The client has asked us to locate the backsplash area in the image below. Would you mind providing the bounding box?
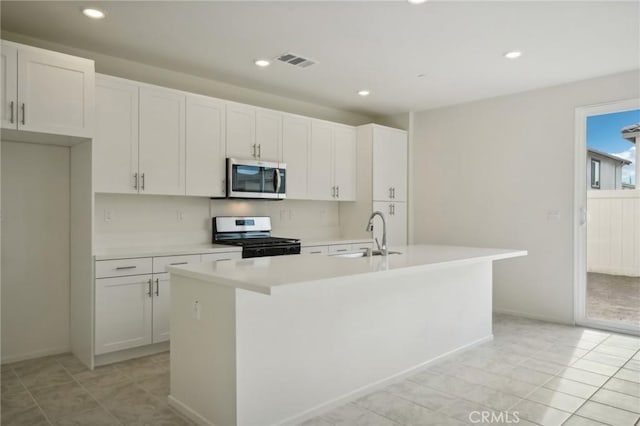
[94,194,341,250]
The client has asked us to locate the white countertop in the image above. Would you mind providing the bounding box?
[94,244,242,260]
[167,244,527,295]
[300,238,373,247]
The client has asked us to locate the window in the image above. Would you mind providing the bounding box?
[591,159,601,189]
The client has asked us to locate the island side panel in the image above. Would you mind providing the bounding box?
[235,261,493,426]
[169,274,237,426]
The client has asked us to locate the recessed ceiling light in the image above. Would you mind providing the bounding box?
[504,51,522,59]
[357,90,371,97]
[82,8,105,19]
[254,59,271,68]
[407,0,428,4]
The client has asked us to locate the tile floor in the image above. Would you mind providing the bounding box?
[1,314,639,426]
[588,272,640,326]
[0,351,191,425]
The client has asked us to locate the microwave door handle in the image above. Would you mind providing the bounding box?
[274,169,282,193]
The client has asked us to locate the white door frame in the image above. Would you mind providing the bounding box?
[574,98,640,336]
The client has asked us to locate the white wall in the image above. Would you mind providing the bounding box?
[94,194,341,250]
[1,31,375,127]
[1,142,70,362]
[411,70,640,324]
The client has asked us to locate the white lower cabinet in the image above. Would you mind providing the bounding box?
[152,273,171,344]
[372,201,407,247]
[95,252,234,356]
[95,274,153,355]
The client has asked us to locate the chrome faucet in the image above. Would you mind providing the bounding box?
[366,211,388,256]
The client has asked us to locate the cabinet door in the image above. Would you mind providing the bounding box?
[226,102,256,159]
[94,75,139,194]
[388,129,408,202]
[255,108,282,161]
[309,120,333,200]
[139,86,186,195]
[372,201,407,247]
[186,94,226,197]
[17,46,94,137]
[372,127,407,202]
[95,275,153,355]
[333,125,357,201]
[1,42,18,129]
[282,114,310,199]
[152,273,171,344]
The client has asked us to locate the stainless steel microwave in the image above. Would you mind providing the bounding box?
[226,158,286,199]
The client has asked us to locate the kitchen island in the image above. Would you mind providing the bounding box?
[167,245,526,426]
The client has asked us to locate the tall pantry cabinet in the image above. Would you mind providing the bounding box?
[340,124,408,247]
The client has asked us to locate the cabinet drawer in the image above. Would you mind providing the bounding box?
[300,246,328,255]
[95,257,153,278]
[153,255,201,273]
[351,242,374,252]
[328,244,352,254]
[201,252,242,263]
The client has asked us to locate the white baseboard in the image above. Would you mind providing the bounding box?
[1,345,71,365]
[168,395,215,426]
[280,334,494,426]
[493,308,574,326]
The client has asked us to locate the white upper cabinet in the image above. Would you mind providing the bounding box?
[139,86,186,195]
[255,108,282,162]
[226,102,256,159]
[308,120,357,201]
[1,42,18,129]
[94,75,139,194]
[309,120,334,200]
[332,125,357,201]
[1,40,94,138]
[282,114,311,199]
[186,94,226,197]
[372,126,407,202]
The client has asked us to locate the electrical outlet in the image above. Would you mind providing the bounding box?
[104,209,113,222]
[193,300,201,320]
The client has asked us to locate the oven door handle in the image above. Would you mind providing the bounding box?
[274,168,282,194]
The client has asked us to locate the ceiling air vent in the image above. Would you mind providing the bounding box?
[277,53,316,68]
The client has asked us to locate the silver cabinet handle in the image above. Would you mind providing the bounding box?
[9,101,14,124]
[252,144,256,157]
[170,262,188,265]
[258,144,262,158]
[331,186,336,198]
[155,278,160,296]
[336,186,340,198]
[216,258,232,262]
[222,179,226,195]
[389,204,393,215]
[310,251,322,254]
[147,278,153,297]
[134,173,138,190]
[393,187,396,199]
[389,187,393,199]
[336,249,348,252]
[21,103,25,125]
[116,265,137,270]
[141,173,145,190]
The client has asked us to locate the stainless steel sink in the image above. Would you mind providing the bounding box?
[332,250,402,258]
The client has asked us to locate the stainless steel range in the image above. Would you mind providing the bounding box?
[212,216,301,258]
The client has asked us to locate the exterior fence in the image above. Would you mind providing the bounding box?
[587,190,640,277]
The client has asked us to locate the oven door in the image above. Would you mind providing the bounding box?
[227,158,286,199]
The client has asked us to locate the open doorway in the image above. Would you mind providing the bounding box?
[575,100,639,335]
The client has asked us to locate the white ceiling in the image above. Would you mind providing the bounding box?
[2,1,638,116]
